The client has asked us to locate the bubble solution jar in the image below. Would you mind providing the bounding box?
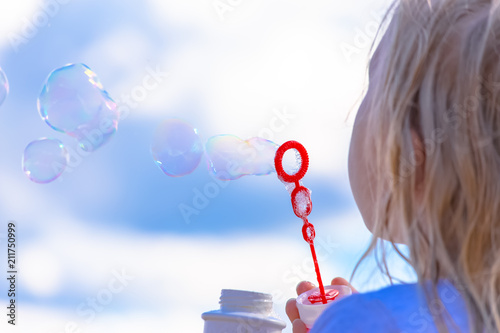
[296,285,352,329]
[202,289,286,333]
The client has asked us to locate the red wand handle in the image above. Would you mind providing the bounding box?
[274,141,327,304]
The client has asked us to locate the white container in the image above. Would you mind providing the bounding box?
[296,285,352,329]
[202,289,287,333]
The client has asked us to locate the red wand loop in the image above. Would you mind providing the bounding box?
[274,141,327,304]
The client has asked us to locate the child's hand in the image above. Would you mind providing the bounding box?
[285,277,357,333]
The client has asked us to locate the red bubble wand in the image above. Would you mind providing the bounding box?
[274,141,327,304]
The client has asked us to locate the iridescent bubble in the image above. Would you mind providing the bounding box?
[22,138,68,184]
[205,135,279,180]
[151,119,204,177]
[0,66,9,107]
[38,63,118,152]
[291,186,312,218]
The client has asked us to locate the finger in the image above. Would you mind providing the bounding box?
[296,281,316,295]
[331,277,358,293]
[292,319,308,333]
[285,298,300,323]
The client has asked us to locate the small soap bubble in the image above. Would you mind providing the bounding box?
[22,138,68,184]
[0,67,9,107]
[151,119,204,177]
[206,135,278,180]
[282,148,301,176]
[292,186,312,218]
[303,223,315,243]
[38,63,118,152]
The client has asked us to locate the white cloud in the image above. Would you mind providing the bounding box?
[96,0,382,179]
[20,246,64,297]
[8,209,411,333]
[0,0,75,52]
[0,1,41,48]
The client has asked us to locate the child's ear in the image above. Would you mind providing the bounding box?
[410,128,425,197]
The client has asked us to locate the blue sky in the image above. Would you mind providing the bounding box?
[0,0,415,332]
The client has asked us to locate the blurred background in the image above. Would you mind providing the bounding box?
[0,0,416,332]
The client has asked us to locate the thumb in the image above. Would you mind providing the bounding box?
[331,277,358,293]
[292,319,308,333]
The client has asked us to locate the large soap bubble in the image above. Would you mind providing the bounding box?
[151,119,204,177]
[38,63,118,152]
[205,135,278,180]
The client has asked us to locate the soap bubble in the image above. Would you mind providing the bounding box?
[22,138,68,184]
[205,135,278,180]
[0,67,9,106]
[38,63,118,152]
[291,186,312,218]
[151,119,204,177]
[282,148,301,176]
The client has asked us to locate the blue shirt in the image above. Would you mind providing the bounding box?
[311,281,469,332]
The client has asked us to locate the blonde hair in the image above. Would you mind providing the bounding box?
[355,0,500,331]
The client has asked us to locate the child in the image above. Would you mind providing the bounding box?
[286,0,500,332]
